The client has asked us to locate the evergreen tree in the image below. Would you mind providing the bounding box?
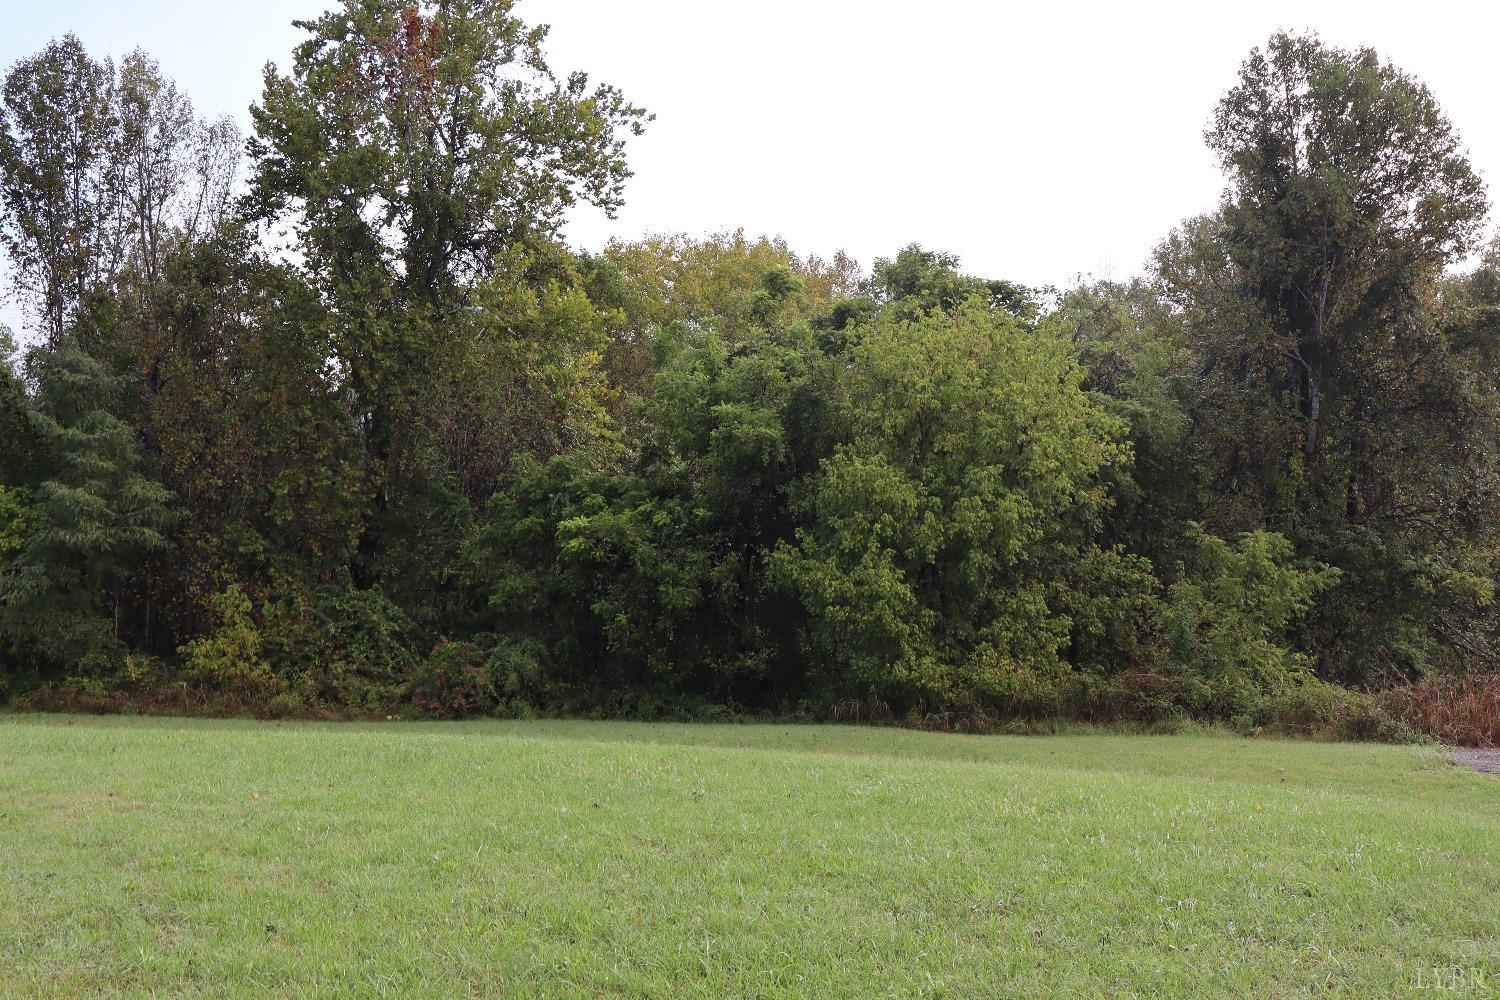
[0,338,172,677]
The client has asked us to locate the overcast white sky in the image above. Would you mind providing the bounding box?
[3,0,1498,338]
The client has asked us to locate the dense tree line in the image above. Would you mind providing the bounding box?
[3,3,1498,733]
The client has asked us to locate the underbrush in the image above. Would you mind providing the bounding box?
[14,663,1497,748]
[16,682,373,722]
[1378,673,1500,747]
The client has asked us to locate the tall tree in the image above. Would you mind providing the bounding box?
[0,36,119,344]
[1203,32,1485,482]
[0,39,241,344]
[250,0,648,306]
[1164,33,1497,680]
[0,338,173,675]
[248,0,649,583]
[114,50,240,290]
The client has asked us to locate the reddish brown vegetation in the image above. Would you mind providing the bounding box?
[1379,673,1500,748]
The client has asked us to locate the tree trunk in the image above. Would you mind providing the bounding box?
[1303,375,1321,460]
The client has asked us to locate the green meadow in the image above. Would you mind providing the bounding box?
[2,715,1496,997]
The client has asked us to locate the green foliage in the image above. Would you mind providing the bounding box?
[0,329,39,474]
[476,319,830,709]
[595,231,857,344]
[1165,528,1341,716]
[1263,678,1410,742]
[245,1,647,595]
[1162,31,1499,683]
[0,38,238,344]
[99,233,367,650]
[407,640,495,720]
[0,339,172,678]
[0,36,118,342]
[772,297,1127,712]
[261,584,419,710]
[0,485,33,560]
[1052,544,1165,680]
[1045,280,1199,564]
[867,245,1039,320]
[249,0,648,304]
[178,585,280,698]
[3,22,1499,727]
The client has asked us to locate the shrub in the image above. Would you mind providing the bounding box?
[1379,673,1500,747]
[120,652,166,692]
[262,585,418,710]
[1165,528,1340,718]
[407,640,494,719]
[1261,679,1410,742]
[178,585,282,700]
[1084,670,1190,723]
[484,636,556,717]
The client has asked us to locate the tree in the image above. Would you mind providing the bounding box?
[1203,31,1485,483]
[0,338,173,676]
[771,296,1129,712]
[594,232,857,342]
[1165,527,1340,716]
[114,50,240,291]
[250,0,649,308]
[0,39,240,344]
[475,318,836,710]
[868,245,1038,320]
[103,233,366,648]
[0,36,119,344]
[1046,279,1200,565]
[0,327,37,475]
[248,0,649,584]
[1162,33,1497,680]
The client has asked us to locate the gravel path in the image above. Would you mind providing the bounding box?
[1455,748,1500,774]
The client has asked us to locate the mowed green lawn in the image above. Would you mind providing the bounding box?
[1,716,1496,997]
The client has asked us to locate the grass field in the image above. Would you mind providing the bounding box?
[1,715,1496,997]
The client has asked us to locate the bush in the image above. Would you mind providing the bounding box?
[1379,673,1500,747]
[484,636,557,717]
[179,585,282,700]
[407,640,494,719]
[1261,679,1410,742]
[1165,528,1340,718]
[262,585,419,710]
[1083,670,1190,723]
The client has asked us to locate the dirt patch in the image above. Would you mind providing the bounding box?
[1455,749,1500,775]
